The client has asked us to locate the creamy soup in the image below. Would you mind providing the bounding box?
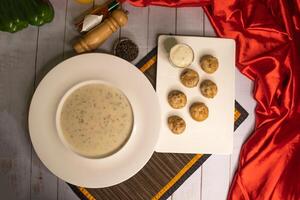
[60,83,133,158]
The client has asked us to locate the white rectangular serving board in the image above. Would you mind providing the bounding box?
[155,35,235,154]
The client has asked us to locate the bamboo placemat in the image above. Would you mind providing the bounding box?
[68,48,249,200]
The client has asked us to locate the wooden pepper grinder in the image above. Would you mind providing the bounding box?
[73,9,128,53]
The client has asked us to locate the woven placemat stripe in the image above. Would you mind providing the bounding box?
[140,55,157,73]
[68,184,89,200]
[159,154,211,200]
[234,101,249,131]
[136,48,157,72]
[152,154,203,200]
[78,187,96,200]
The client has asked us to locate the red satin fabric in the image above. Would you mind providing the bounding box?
[124,0,210,7]
[126,0,300,199]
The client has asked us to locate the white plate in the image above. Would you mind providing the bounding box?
[28,53,161,188]
[155,35,235,154]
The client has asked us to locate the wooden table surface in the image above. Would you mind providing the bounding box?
[0,1,256,199]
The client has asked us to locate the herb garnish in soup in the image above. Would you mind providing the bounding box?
[60,83,133,158]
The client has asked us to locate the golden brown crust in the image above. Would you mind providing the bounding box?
[200,80,218,98]
[200,55,219,74]
[167,90,187,109]
[180,68,199,88]
[167,115,186,134]
[189,102,209,121]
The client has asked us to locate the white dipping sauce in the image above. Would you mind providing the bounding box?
[169,44,194,68]
[60,83,133,158]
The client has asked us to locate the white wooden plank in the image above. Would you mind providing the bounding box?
[176,7,204,36]
[0,26,38,199]
[172,7,204,200]
[31,151,58,200]
[148,6,176,50]
[0,169,17,199]
[31,1,69,199]
[121,3,149,63]
[200,15,231,200]
[172,169,201,200]
[203,15,215,37]
[34,0,68,84]
[0,111,32,200]
[231,69,256,180]
[58,180,79,200]
[201,156,230,200]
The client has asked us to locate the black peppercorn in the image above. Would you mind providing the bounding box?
[113,38,139,62]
